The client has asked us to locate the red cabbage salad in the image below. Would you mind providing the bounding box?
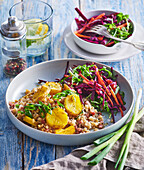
[74,8,133,47]
[39,62,126,123]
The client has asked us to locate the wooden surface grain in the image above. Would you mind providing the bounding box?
[0,0,144,169]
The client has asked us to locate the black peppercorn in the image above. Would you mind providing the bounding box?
[4,58,27,76]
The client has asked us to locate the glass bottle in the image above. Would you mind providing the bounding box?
[1,16,27,76]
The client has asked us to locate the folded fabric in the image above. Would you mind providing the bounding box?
[31,117,144,170]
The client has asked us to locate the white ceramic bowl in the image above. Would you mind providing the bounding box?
[71,10,136,54]
[6,59,134,146]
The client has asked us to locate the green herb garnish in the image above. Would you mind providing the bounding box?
[57,101,64,108]
[53,90,75,100]
[22,101,52,118]
[69,64,95,84]
[24,109,33,118]
[15,104,19,108]
[99,67,113,78]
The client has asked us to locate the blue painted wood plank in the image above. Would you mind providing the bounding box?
[0,0,24,169]
[23,136,55,169]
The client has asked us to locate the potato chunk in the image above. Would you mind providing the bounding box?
[23,116,36,126]
[46,107,68,129]
[33,82,50,102]
[55,126,75,134]
[63,84,71,90]
[64,94,82,116]
[47,82,62,95]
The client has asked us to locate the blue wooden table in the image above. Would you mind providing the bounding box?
[0,0,144,169]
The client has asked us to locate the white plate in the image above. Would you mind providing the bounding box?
[6,59,134,146]
[64,23,143,62]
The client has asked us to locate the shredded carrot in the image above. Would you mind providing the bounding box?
[64,75,69,77]
[101,88,114,106]
[74,18,94,34]
[93,13,105,21]
[109,84,124,106]
[79,73,90,82]
[116,92,124,105]
[106,41,115,47]
[75,33,91,39]
[75,13,105,35]
[119,107,124,117]
[97,36,104,41]
[117,23,127,29]
[79,72,114,106]
[83,79,90,85]
[75,24,88,34]
[89,17,95,23]
[94,65,111,96]
[110,87,124,117]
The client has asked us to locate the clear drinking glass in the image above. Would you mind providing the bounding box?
[9,0,53,57]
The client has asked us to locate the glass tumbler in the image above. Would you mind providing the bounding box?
[9,0,53,57]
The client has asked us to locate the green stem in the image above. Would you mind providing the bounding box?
[118,144,129,170]
[81,124,128,160]
[115,88,142,169]
[94,131,116,146]
[88,142,114,165]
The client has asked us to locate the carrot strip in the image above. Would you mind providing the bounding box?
[83,80,100,95]
[94,65,111,96]
[64,75,69,77]
[105,93,114,106]
[106,41,115,47]
[109,83,124,106]
[119,107,124,117]
[75,13,105,34]
[75,17,95,34]
[79,73,90,82]
[75,33,91,39]
[116,92,124,105]
[97,36,104,41]
[93,13,105,21]
[117,23,127,29]
[75,25,87,34]
[90,80,113,106]
[89,17,95,23]
[110,87,124,117]
[79,73,114,106]
[106,80,124,107]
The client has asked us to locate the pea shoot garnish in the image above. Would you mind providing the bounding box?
[22,101,53,118]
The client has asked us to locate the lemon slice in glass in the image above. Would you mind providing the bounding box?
[25,19,49,39]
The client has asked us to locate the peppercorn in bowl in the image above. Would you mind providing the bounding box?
[6,59,134,145]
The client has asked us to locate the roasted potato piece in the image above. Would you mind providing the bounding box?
[64,94,82,116]
[33,82,50,102]
[47,82,62,95]
[46,107,68,129]
[55,126,75,134]
[23,116,36,126]
[63,84,71,90]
